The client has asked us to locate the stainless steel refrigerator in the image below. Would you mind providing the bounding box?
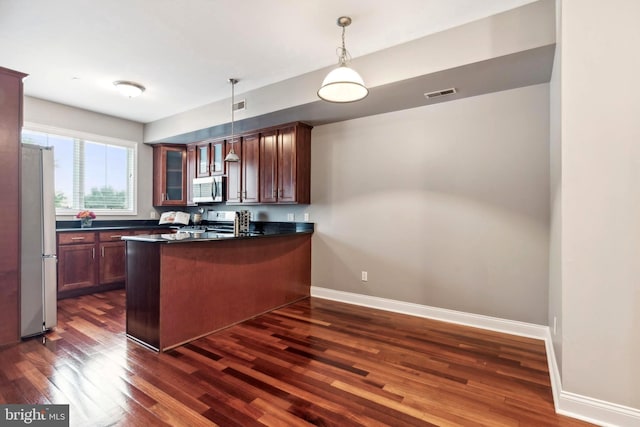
[21,144,57,338]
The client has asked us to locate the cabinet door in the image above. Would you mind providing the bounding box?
[242,133,260,203]
[153,145,187,206]
[195,140,225,178]
[259,130,278,203]
[196,142,210,178]
[58,243,97,291]
[186,145,196,205]
[225,139,242,203]
[99,241,126,284]
[277,126,297,203]
[210,140,225,175]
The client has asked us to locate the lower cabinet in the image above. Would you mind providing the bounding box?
[57,232,98,293]
[58,242,98,292]
[57,228,173,298]
[98,231,132,284]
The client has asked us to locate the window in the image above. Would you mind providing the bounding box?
[22,126,137,215]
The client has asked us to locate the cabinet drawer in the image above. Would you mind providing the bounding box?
[99,231,134,241]
[59,232,96,245]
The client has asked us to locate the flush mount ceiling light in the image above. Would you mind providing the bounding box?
[224,78,240,163]
[113,80,145,98]
[317,16,368,103]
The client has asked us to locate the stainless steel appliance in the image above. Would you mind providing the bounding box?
[177,210,242,234]
[20,144,57,338]
[192,176,224,203]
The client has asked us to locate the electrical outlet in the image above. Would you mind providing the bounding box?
[304,212,310,222]
[287,213,294,221]
[361,271,368,281]
[149,210,157,219]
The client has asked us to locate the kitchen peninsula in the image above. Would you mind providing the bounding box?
[123,223,313,351]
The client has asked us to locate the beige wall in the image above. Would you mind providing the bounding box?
[144,0,555,142]
[23,96,155,220]
[309,84,550,324]
[548,0,563,375]
[560,0,640,408]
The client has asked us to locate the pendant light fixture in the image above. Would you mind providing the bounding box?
[224,78,240,163]
[317,16,368,103]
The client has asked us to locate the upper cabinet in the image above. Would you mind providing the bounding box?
[153,144,187,206]
[226,134,260,204]
[186,144,196,206]
[196,139,225,177]
[260,123,312,204]
[153,122,312,207]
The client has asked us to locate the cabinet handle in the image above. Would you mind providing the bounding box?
[71,237,85,241]
[110,235,123,239]
[161,192,165,201]
[101,247,105,257]
[92,248,95,259]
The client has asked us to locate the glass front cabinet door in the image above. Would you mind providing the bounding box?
[196,139,225,177]
[153,144,187,206]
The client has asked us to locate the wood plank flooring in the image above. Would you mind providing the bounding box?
[0,290,592,426]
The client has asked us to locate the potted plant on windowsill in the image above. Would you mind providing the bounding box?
[76,210,96,228]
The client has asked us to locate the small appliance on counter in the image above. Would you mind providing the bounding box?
[234,210,251,235]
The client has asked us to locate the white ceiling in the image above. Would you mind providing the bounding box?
[1,0,536,124]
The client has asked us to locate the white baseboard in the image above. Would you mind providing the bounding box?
[310,286,640,427]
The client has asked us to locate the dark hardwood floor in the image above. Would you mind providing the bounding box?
[0,290,592,426]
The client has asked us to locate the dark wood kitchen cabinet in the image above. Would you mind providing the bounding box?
[0,67,27,346]
[153,144,187,206]
[260,123,312,204]
[57,232,98,293]
[186,144,196,205]
[226,134,260,204]
[57,228,173,298]
[195,138,225,177]
[98,231,133,284]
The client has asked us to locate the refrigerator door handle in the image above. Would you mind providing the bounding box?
[43,254,57,259]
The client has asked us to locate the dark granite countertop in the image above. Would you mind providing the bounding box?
[122,228,312,243]
[57,219,314,242]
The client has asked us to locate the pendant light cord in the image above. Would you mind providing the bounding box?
[339,26,347,65]
[230,80,235,142]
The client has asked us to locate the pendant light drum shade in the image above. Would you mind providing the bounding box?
[317,65,368,103]
[318,16,368,103]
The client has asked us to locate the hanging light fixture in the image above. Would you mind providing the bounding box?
[317,16,368,103]
[224,78,240,163]
[113,80,145,98]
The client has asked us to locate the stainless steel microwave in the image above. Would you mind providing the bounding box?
[192,176,224,203]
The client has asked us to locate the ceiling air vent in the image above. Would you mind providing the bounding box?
[424,88,457,99]
[233,99,246,111]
